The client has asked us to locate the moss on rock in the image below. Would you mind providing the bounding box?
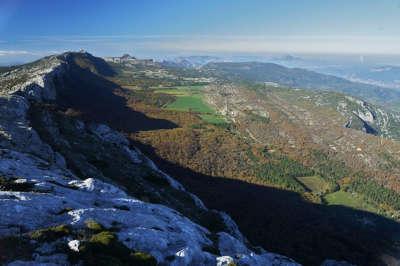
[85,219,104,232]
[29,224,70,242]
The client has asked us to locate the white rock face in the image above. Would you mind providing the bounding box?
[217,256,235,266]
[88,123,129,146]
[0,148,299,265]
[0,54,301,265]
[68,240,80,252]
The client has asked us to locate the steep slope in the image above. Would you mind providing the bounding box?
[312,93,400,139]
[0,53,301,265]
[204,62,400,108]
[204,84,400,199]
[100,55,400,265]
[263,88,400,140]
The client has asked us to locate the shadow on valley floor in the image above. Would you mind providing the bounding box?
[54,61,177,132]
[50,55,400,265]
[133,140,400,266]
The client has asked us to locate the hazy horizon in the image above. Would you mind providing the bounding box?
[2,0,400,64]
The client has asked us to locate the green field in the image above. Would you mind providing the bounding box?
[153,85,204,95]
[153,89,189,96]
[296,175,329,193]
[200,114,227,124]
[166,95,215,113]
[155,85,227,125]
[324,190,379,213]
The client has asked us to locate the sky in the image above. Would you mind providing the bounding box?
[1,0,400,64]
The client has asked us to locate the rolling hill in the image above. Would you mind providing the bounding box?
[2,52,400,265]
[203,61,400,110]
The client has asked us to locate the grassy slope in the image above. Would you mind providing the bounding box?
[296,175,330,193]
[324,190,379,213]
[159,85,226,124]
[166,95,214,112]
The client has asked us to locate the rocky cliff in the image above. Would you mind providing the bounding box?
[0,53,308,265]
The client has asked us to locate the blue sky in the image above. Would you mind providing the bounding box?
[1,0,400,63]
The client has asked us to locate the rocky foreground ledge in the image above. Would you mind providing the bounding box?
[0,52,352,266]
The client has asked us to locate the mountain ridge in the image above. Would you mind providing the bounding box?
[2,52,399,266]
[203,61,400,110]
[0,52,302,266]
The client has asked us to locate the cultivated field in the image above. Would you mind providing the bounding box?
[155,85,227,124]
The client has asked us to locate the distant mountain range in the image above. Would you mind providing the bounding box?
[163,55,400,97]
[162,56,221,68]
[265,55,400,90]
[203,61,400,110]
[336,65,400,89]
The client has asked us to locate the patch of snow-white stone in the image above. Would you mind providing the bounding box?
[67,240,80,252]
[356,109,374,123]
[217,256,235,266]
[0,149,299,265]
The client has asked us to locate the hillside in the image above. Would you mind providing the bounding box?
[0,52,302,266]
[2,52,400,266]
[203,62,400,109]
[90,53,400,265]
[205,83,400,194]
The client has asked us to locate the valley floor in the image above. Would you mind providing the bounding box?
[3,53,400,265]
[112,84,400,265]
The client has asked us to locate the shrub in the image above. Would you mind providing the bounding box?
[130,252,157,266]
[256,155,313,192]
[29,224,70,241]
[89,231,116,246]
[303,192,322,204]
[85,219,104,232]
[310,150,349,180]
[348,178,400,210]
[74,230,157,266]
